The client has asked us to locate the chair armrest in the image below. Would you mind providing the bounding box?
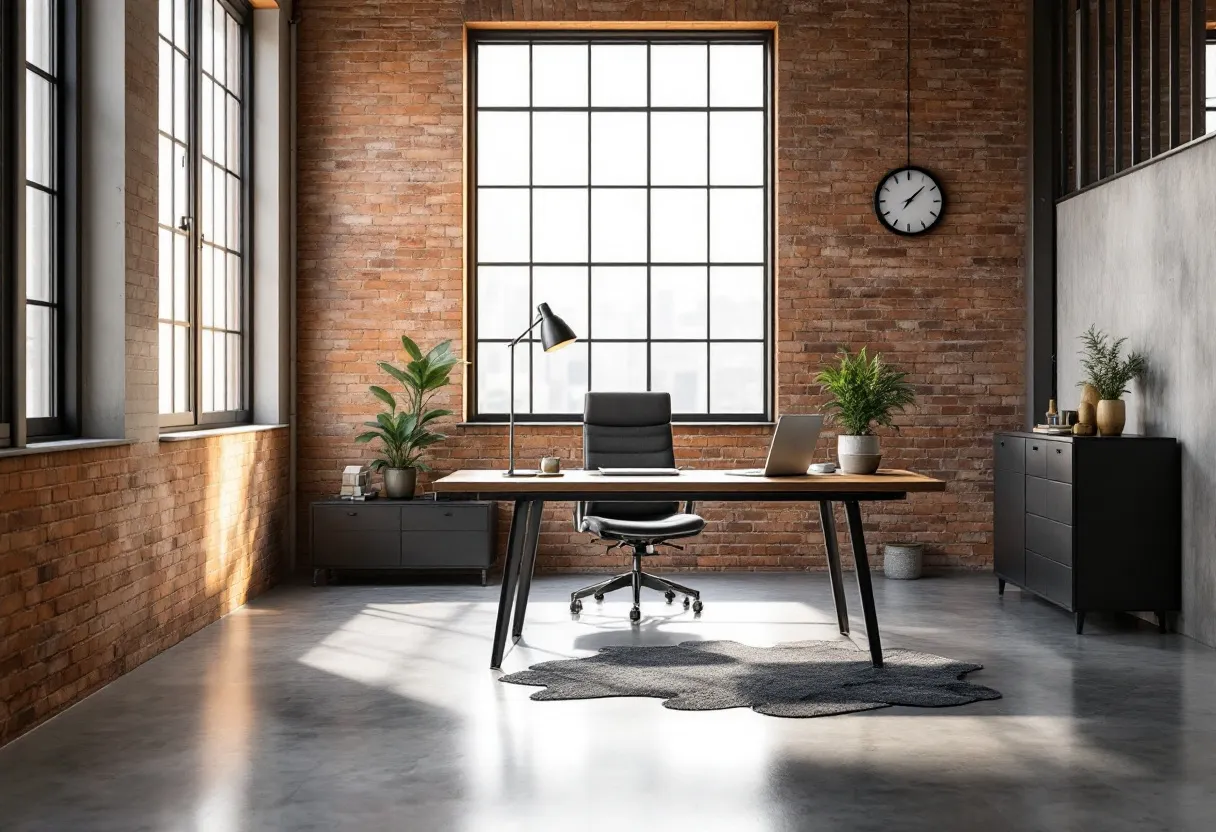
[573,501,586,532]
[684,500,696,515]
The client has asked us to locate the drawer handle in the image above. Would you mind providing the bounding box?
[1055,448,1061,454]
[346,511,358,517]
[444,511,453,517]
[1031,445,1038,451]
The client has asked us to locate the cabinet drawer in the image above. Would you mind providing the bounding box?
[400,504,489,532]
[1026,477,1072,525]
[1046,442,1073,483]
[313,530,400,568]
[401,531,493,568]
[995,435,1025,473]
[1026,550,1073,608]
[313,504,401,533]
[1025,439,1048,478]
[1026,514,1073,566]
[1025,475,1047,517]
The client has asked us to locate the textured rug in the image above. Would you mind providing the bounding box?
[500,640,1001,718]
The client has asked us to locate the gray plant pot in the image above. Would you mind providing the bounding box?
[837,434,882,475]
[383,467,417,500]
[884,542,924,580]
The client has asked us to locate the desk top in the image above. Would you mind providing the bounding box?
[433,468,945,498]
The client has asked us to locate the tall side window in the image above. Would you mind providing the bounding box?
[468,31,774,422]
[158,0,250,429]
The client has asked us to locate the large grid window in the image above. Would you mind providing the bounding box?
[158,0,250,428]
[469,32,774,421]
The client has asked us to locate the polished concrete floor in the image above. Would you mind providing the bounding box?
[2,573,1216,832]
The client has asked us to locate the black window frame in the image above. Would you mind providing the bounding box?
[466,28,776,424]
[158,0,253,431]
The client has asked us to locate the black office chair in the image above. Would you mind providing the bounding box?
[570,392,706,622]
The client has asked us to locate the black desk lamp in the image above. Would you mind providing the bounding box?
[505,302,577,477]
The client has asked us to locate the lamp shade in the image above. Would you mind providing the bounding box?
[537,303,577,352]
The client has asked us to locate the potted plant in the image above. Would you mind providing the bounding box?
[1077,325,1146,437]
[355,337,459,499]
[816,347,916,475]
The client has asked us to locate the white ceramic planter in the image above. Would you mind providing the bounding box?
[837,434,882,475]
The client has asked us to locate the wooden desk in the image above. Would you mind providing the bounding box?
[432,468,946,669]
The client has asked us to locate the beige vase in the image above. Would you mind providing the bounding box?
[1080,383,1100,409]
[1095,399,1126,437]
[1077,401,1096,427]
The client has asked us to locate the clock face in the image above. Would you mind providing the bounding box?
[874,166,944,236]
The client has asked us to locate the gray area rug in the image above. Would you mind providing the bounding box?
[501,640,1001,718]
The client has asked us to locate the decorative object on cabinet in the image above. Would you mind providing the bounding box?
[355,337,460,499]
[993,432,1180,634]
[816,347,916,474]
[310,498,496,586]
[1076,325,1147,438]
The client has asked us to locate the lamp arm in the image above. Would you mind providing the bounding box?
[509,315,543,348]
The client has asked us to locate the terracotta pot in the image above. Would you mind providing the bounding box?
[1096,400,1125,437]
[837,434,882,475]
[384,467,417,499]
[1077,401,1096,426]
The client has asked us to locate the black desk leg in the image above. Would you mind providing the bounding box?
[843,500,884,668]
[491,499,530,669]
[818,500,850,635]
[512,499,544,639]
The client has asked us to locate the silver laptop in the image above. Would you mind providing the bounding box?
[729,415,824,477]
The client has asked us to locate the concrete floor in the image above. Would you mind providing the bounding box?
[2,573,1216,832]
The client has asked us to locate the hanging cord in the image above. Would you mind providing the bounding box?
[906,0,912,167]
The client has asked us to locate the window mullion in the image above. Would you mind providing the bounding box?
[190,0,202,426]
[10,0,29,446]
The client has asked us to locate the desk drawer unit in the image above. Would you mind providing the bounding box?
[992,432,1181,633]
[311,499,496,585]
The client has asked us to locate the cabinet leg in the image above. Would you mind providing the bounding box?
[1075,611,1086,634]
[481,569,488,587]
[312,568,322,587]
[1156,611,1169,634]
[998,578,1006,596]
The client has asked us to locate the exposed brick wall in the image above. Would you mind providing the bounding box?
[296,1,1028,572]
[0,2,290,746]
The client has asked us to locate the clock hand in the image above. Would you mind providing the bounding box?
[902,186,925,209]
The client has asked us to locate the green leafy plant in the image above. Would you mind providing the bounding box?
[815,347,916,436]
[355,337,460,471]
[1077,325,1146,401]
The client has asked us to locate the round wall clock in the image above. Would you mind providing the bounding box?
[873,165,944,236]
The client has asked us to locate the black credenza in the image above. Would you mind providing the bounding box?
[310,499,496,585]
[993,431,1180,633]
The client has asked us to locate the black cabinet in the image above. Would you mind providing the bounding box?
[993,432,1180,633]
[310,499,497,585]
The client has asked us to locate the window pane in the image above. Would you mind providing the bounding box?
[590,44,647,107]
[477,266,530,340]
[651,343,707,414]
[174,0,188,52]
[651,267,707,339]
[159,136,173,226]
[227,254,241,328]
[532,44,588,107]
[478,45,530,107]
[710,44,764,107]
[227,17,241,92]
[651,189,707,263]
[26,304,54,419]
[26,0,53,73]
[159,230,173,319]
[651,112,706,186]
[174,235,189,321]
[174,144,189,228]
[710,111,764,186]
[590,189,646,263]
[532,112,587,186]
[175,326,189,412]
[710,266,764,339]
[175,51,188,140]
[201,330,214,412]
[533,267,588,339]
[590,112,646,186]
[651,45,707,107]
[201,78,214,161]
[227,173,240,250]
[160,0,173,39]
[532,189,587,263]
[476,342,531,414]
[710,343,764,414]
[213,82,227,169]
[26,72,54,187]
[159,323,174,413]
[477,111,529,186]
[211,7,226,87]
[227,333,240,411]
[159,40,173,131]
[591,267,647,339]
[477,188,529,262]
[709,189,764,263]
[201,246,215,327]
[532,341,588,414]
[591,343,647,393]
[26,188,53,302]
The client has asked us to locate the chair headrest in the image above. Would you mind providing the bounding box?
[583,392,672,427]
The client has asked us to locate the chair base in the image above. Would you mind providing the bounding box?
[570,549,702,622]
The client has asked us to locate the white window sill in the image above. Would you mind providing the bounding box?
[160,424,289,442]
[0,438,136,459]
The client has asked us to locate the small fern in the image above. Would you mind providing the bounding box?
[1077,325,1146,401]
[816,348,916,436]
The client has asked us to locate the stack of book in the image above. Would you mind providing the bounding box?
[339,465,377,500]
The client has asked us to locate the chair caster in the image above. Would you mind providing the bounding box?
[629,606,641,623]
[665,590,676,604]
[593,593,605,602]
[692,600,703,614]
[682,596,691,609]
[570,599,583,614]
